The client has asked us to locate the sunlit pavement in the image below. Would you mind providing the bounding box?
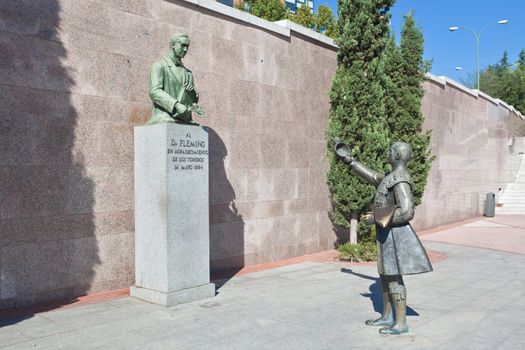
[1,216,524,349]
[421,215,525,255]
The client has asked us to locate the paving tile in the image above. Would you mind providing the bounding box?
[0,331,33,348]
[2,223,525,350]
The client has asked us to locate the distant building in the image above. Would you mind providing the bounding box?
[217,0,236,7]
[216,0,314,14]
[284,0,314,13]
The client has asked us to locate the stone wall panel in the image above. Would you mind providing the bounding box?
[1,0,522,309]
[412,79,523,230]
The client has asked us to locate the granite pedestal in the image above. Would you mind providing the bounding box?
[131,123,215,306]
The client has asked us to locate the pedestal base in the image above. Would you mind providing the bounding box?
[133,124,213,307]
[130,283,215,306]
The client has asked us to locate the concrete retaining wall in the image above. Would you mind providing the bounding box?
[0,0,337,309]
[412,75,525,230]
[0,0,523,309]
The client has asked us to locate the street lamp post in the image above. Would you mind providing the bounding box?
[449,20,509,90]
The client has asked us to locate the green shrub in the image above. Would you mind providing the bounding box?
[337,240,377,262]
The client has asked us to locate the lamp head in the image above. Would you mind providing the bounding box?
[449,26,459,32]
[497,19,509,25]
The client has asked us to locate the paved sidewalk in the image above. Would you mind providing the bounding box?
[421,215,525,254]
[1,217,524,349]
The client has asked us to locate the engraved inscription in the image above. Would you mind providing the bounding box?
[168,132,208,171]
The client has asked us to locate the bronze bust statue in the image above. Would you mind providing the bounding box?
[335,141,433,335]
[147,33,203,125]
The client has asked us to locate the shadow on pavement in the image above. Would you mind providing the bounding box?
[340,268,419,316]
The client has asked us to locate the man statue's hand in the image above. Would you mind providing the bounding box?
[189,103,204,116]
[174,102,187,115]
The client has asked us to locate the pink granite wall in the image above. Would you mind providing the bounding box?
[412,78,524,230]
[1,0,523,309]
[0,0,337,308]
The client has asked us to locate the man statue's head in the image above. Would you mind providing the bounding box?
[387,142,413,166]
[170,33,190,60]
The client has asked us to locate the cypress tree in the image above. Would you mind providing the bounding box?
[382,33,404,146]
[384,12,433,206]
[517,49,525,68]
[326,0,394,242]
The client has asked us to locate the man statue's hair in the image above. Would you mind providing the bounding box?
[170,33,189,46]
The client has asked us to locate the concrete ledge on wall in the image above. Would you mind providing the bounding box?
[177,0,336,49]
[425,73,446,87]
[495,99,525,120]
[439,76,479,98]
[274,20,337,49]
[179,0,290,36]
[425,73,525,120]
[496,98,512,111]
[477,90,499,106]
[180,0,523,121]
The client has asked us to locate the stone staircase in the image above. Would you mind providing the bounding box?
[497,155,525,215]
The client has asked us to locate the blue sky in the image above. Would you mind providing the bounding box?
[315,0,525,83]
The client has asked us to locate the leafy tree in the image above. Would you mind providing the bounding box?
[384,12,434,206]
[515,50,525,115]
[474,50,525,116]
[290,4,316,29]
[239,1,338,39]
[326,0,394,243]
[239,0,290,22]
[315,5,337,38]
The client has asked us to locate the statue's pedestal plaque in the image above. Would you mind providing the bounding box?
[131,123,215,306]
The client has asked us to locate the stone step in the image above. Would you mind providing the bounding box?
[496,211,525,215]
[497,203,525,210]
[500,196,525,200]
[498,155,525,210]
[502,185,525,188]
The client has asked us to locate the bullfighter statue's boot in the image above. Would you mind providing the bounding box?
[379,278,409,335]
[365,275,394,327]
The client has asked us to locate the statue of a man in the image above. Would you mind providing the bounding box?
[147,33,203,125]
[335,141,433,335]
